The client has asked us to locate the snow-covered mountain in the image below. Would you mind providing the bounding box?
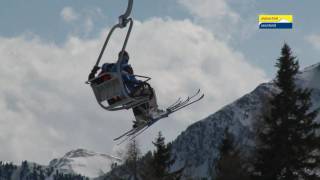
[49,149,122,178]
[0,149,121,179]
[169,63,320,179]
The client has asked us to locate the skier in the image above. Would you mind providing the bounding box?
[116,51,162,128]
[118,51,142,93]
[98,50,146,97]
[89,50,161,127]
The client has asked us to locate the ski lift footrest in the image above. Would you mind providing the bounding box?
[105,96,150,111]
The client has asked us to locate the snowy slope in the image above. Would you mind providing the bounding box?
[169,63,320,179]
[49,149,122,178]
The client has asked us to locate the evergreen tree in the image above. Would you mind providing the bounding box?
[53,170,88,180]
[31,165,38,180]
[20,161,30,180]
[215,129,251,180]
[46,166,54,177]
[125,138,141,180]
[254,44,320,180]
[152,131,172,178]
[139,151,155,179]
[39,168,45,180]
[151,131,181,180]
[0,162,17,180]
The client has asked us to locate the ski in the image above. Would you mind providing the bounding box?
[167,97,182,110]
[169,94,204,113]
[116,124,148,145]
[114,89,204,143]
[167,89,200,111]
[114,119,149,142]
[113,126,137,141]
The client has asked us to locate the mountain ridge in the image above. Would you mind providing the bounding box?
[49,148,122,178]
[169,62,320,179]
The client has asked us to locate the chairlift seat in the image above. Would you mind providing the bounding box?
[91,74,122,102]
[88,73,150,111]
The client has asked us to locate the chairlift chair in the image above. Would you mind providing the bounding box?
[86,0,151,111]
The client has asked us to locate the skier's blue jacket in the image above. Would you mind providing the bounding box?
[101,57,142,93]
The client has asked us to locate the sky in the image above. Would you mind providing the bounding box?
[1,0,320,165]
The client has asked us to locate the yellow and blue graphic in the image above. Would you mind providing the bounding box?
[259,15,293,29]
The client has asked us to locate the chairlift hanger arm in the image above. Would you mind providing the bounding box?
[89,0,134,76]
[119,0,133,27]
[95,0,133,67]
[123,0,133,19]
[94,24,121,68]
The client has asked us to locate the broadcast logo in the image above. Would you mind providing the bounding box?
[259,15,293,29]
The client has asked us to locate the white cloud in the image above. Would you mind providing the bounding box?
[0,18,266,164]
[61,7,79,22]
[60,7,105,36]
[177,0,258,41]
[84,18,94,34]
[306,34,320,50]
[177,0,239,21]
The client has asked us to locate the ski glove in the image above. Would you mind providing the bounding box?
[88,66,100,81]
